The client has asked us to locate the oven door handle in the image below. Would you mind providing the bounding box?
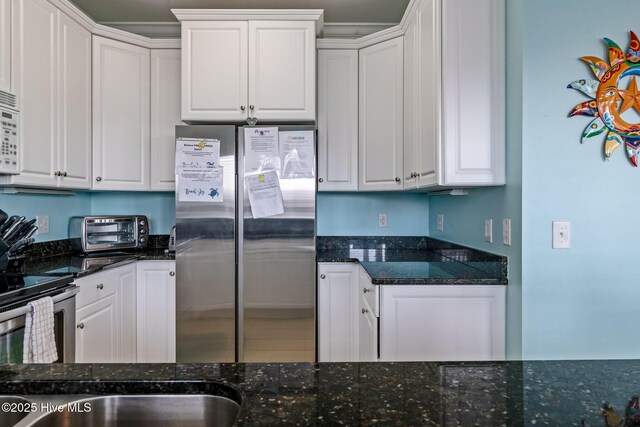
[0,286,79,323]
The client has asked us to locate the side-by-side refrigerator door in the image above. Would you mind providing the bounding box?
[238,125,316,363]
[175,125,236,362]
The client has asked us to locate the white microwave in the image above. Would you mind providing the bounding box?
[0,90,18,175]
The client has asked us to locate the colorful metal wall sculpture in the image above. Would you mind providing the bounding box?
[568,31,640,166]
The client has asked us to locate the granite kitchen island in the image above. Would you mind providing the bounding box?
[1,360,639,426]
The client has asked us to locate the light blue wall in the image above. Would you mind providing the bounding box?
[519,0,640,359]
[428,0,523,359]
[90,192,175,235]
[318,192,429,236]
[0,192,175,241]
[0,193,92,241]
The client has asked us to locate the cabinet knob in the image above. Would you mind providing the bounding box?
[170,271,175,276]
[77,323,85,329]
[63,171,67,177]
[96,176,102,182]
[54,171,60,176]
[320,274,326,279]
[395,177,401,183]
[249,105,254,110]
[97,284,104,290]
[361,308,369,314]
[363,287,372,293]
[240,105,246,111]
[318,178,324,183]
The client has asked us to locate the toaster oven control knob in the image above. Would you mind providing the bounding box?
[139,220,146,226]
[140,229,145,234]
[140,237,146,243]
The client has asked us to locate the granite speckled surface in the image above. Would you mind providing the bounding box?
[317,236,507,285]
[2,360,640,425]
[19,236,174,277]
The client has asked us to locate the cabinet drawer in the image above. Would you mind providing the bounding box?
[74,269,117,309]
[358,266,379,317]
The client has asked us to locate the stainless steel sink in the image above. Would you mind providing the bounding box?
[0,396,32,426]
[12,394,240,427]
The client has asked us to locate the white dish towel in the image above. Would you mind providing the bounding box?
[22,296,58,363]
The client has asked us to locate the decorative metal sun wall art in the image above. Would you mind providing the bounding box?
[568,31,640,166]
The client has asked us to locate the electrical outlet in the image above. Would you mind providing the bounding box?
[502,218,511,246]
[378,213,388,228]
[437,213,444,232]
[552,221,571,249]
[484,219,493,243]
[36,215,49,235]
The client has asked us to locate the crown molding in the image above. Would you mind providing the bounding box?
[322,23,393,39]
[172,9,324,35]
[99,22,182,39]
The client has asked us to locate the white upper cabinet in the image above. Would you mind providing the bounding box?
[358,37,404,191]
[92,35,150,190]
[2,0,91,189]
[248,20,315,121]
[58,11,91,189]
[0,0,10,93]
[179,17,316,123]
[317,49,358,191]
[440,0,505,186]
[403,0,439,190]
[181,21,248,122]
[151,49,181,191]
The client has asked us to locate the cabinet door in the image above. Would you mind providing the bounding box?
[359,296,378,362]
[92,35,150,190]
[181,21,248,122]
[317,50,358,191]
[11,0,58,187]
[403,0,439,190]
[136,261,176,363]
[0,0,10,93]
[115,263,136,363]
[58,11,91,189]
[441,0,505,185]
[75,294,118,363]
[248,20,315,121]
[359,37,404,191]
[380,285,506,361]
[317,263,359,362]
[151,49,181,191]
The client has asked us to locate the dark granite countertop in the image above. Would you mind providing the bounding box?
[317,236,507,285]
[2,360,640,426]
[19,236,174,278]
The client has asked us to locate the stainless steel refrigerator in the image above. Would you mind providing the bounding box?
[175,125,316,363]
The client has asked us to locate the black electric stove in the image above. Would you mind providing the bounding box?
[0,273,75,309]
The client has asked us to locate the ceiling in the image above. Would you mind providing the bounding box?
[68,0,410,24]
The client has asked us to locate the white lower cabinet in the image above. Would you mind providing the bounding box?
[317,263,360,362]
[317,262,506,362]
[379,285,506,361]
[75,261,176,363]
[136,261,176,363]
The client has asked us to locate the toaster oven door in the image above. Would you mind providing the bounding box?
[84,218,136,251]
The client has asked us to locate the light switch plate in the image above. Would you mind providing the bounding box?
[484,219,493,243]
[502,218,511,246]
[552,221,571,249]
[437,213,444,232]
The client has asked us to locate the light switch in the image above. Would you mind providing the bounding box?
[36,215,49,235]
[484,219,493,243]
[552,221,571,249]
[437,213,444,232]
[378,213,388,228]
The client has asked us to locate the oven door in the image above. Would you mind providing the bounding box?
[0,286,78,363]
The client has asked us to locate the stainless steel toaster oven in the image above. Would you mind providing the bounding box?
[69,216,149,253]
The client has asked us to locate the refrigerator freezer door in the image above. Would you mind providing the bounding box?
[238,125,316,362]
[175,125,236,362]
